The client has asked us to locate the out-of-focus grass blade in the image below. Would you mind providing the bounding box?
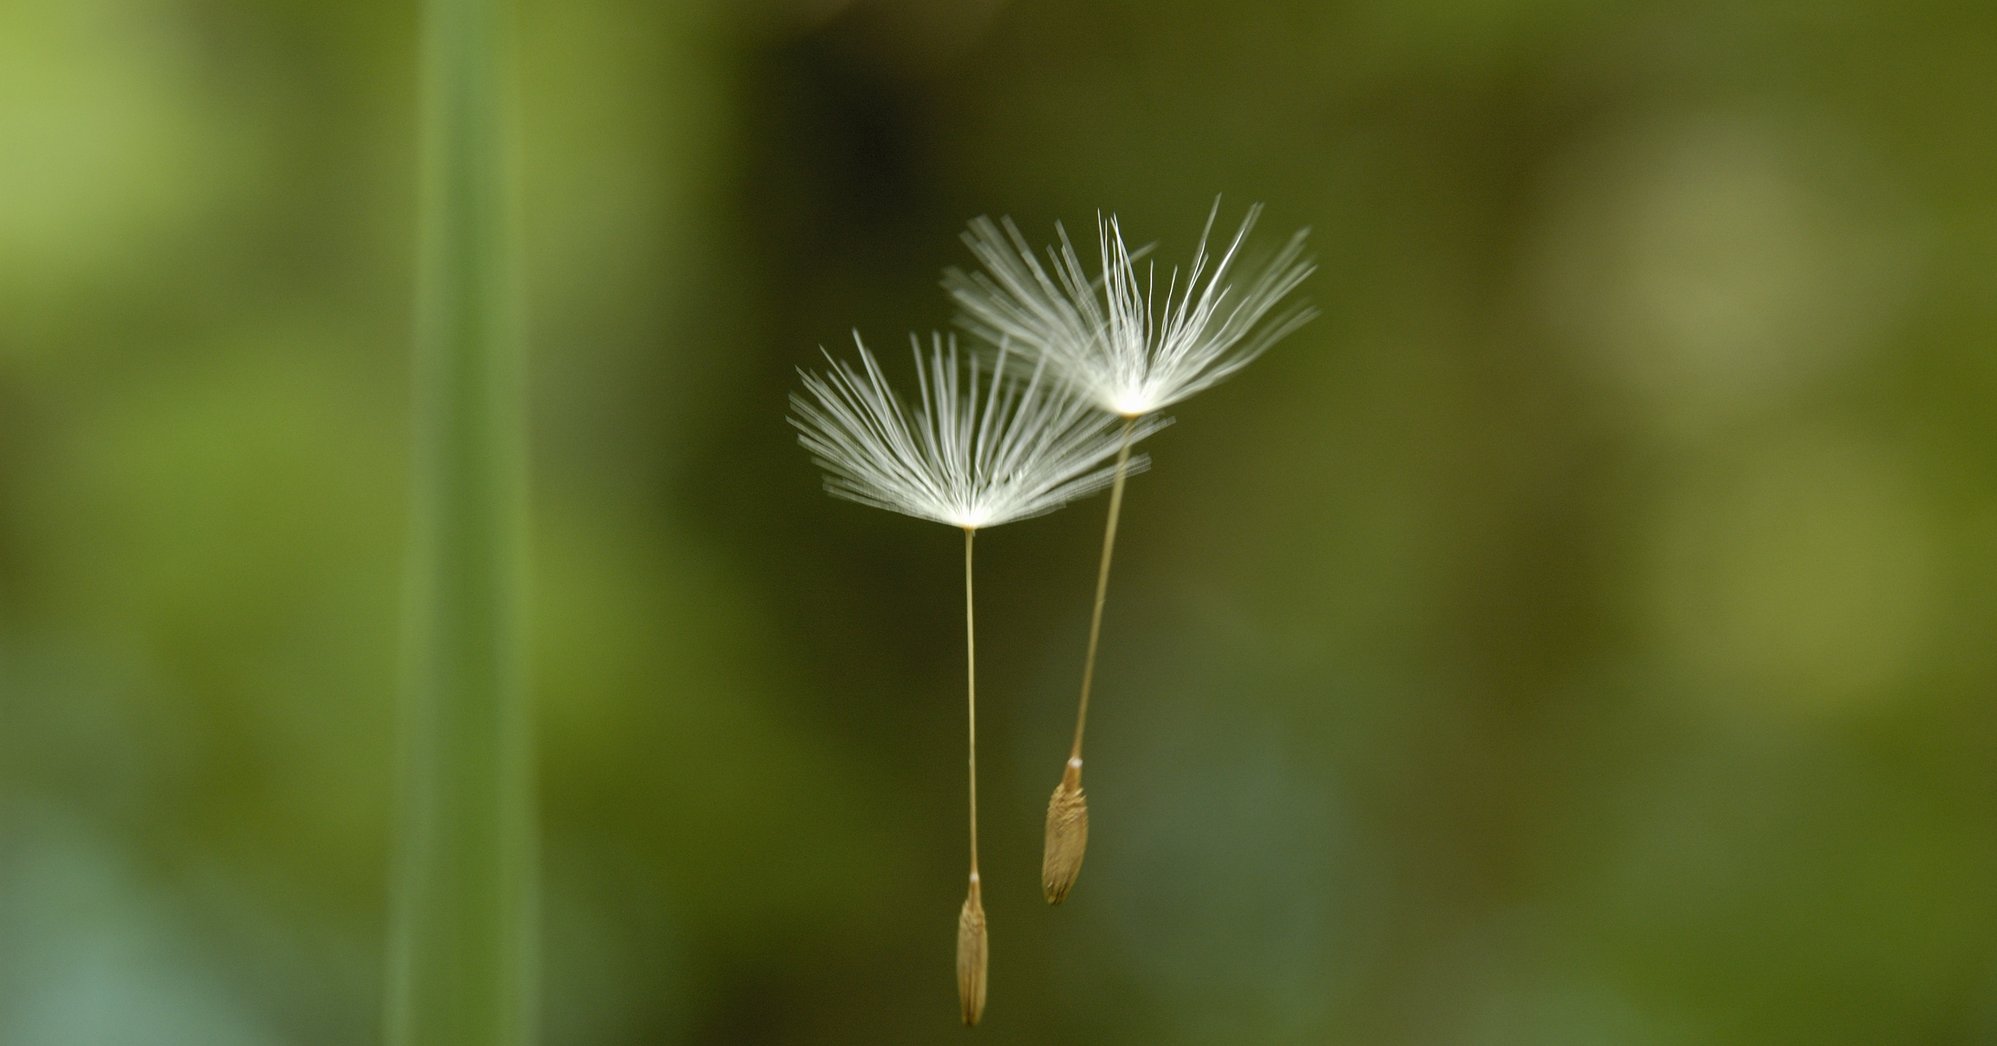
[386,0,534,1041]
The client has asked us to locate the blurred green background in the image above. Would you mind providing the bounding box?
[4,0,1996,1042]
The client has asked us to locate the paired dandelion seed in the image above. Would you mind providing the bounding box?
[790,202,1312,1026]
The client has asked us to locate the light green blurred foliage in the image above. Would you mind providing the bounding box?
[0,0,235,321]
[3,0,1996,1042]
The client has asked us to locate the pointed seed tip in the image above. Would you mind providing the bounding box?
[1041,772,1090,905]
[956,889,989,1025]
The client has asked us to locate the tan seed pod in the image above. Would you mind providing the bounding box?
[956,877,989,1025]
[1042,759,1090,904]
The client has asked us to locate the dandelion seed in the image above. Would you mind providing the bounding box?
[947,203,1313,904]
[791,333,1161,1023]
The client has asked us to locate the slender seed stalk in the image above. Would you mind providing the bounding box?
[1043,416,1138,904]
[387,0,534,1041]
[1068,417,1137,760]
[964,525,980,877]
[957,526,989,1025]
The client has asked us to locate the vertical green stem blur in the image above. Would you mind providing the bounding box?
[387,0,533,1040]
